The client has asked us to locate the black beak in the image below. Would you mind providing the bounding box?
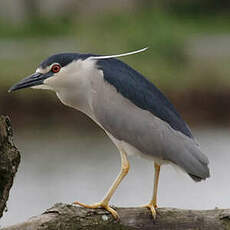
[8,72,52,93]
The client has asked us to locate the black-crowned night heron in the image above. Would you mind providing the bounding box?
[9,48,210,219]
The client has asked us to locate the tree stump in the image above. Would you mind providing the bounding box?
[0,116,20,218]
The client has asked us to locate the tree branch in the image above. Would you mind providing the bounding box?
[2,203,230,230]
[0,116,20,218]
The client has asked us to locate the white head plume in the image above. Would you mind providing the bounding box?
[88,47,148,60]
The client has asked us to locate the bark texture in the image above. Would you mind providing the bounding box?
[0,116,20,218]
[2,203,230,230]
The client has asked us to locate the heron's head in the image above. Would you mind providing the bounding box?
[9,48,148,93]
[8,53,93,93]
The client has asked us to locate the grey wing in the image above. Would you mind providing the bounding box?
[92,83,210,181]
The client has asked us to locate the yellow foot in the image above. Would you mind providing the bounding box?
[73,201,119,219]
[143,203,157,219]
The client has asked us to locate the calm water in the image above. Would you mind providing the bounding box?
[1,127,230,227]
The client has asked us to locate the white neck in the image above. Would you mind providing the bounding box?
[44,58,101,117]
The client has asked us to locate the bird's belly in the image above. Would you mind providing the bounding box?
[120,140,168,165]
[106,131,168,166]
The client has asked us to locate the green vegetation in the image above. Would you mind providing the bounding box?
[1,9,230,92]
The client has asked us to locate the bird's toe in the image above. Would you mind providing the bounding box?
[142,203,157,219]
[73,201,101,209]
[73,200,119,219]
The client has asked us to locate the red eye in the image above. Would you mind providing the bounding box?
[51,64,61,73]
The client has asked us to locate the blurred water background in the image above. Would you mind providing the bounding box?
[0,0,230,227]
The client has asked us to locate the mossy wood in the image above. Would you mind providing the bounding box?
[2,203,230,230]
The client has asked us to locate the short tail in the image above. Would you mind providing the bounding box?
[189,172,209,182]
[185,147,210,182]
[170,139,210,182]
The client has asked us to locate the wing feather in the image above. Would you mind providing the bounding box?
[97,57,193,139]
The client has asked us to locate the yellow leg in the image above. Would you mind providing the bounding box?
[143,162,161,219]
[73,149,130,219]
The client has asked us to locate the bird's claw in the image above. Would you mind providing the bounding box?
[142,203,157,219]
[73,201,119,219]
